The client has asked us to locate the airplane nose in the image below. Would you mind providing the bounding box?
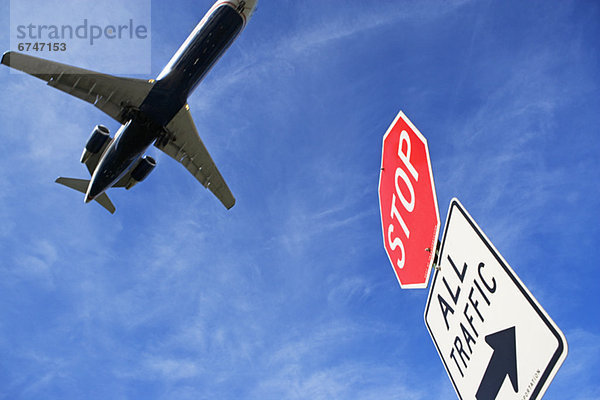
[85,181,102,203]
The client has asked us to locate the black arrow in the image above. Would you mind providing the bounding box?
[476,326,518,400]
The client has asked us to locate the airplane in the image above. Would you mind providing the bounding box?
[1,0,257,213]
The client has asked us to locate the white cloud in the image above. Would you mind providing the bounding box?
[2,239,58,289]
[142,356,203,380]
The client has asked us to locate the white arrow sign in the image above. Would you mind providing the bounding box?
[424,199,567,400]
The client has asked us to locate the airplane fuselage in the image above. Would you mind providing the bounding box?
[86,0,255,202]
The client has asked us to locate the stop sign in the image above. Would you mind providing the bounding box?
[378,111,440,288]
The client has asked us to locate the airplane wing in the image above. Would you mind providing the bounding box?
[156,105,236,209]
[3,52,235,209]
[1,51,154,124]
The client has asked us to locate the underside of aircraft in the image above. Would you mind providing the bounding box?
[2,0,257,213]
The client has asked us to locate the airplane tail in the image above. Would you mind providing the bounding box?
[55,177,116,214]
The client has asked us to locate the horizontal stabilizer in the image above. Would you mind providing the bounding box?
[55,177,89,193]
[55,177,116,214]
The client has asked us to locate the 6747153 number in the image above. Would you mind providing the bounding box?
[17,42,66,52]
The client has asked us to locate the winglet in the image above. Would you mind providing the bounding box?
[1,51,12,67]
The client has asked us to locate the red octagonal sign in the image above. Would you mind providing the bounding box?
[379,111,440,289]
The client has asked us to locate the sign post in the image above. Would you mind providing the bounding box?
[378,111,440,288]
[424,199,568,400]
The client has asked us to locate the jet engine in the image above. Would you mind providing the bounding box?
[125,156,156,190]
[81,125,110,163]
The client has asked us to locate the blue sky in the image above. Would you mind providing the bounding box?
[1,0,599,399]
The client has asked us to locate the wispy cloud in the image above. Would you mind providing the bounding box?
[550,329,600,400]
[8,239,58,289]
[140,356,203,381]
[250,319,426,399]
